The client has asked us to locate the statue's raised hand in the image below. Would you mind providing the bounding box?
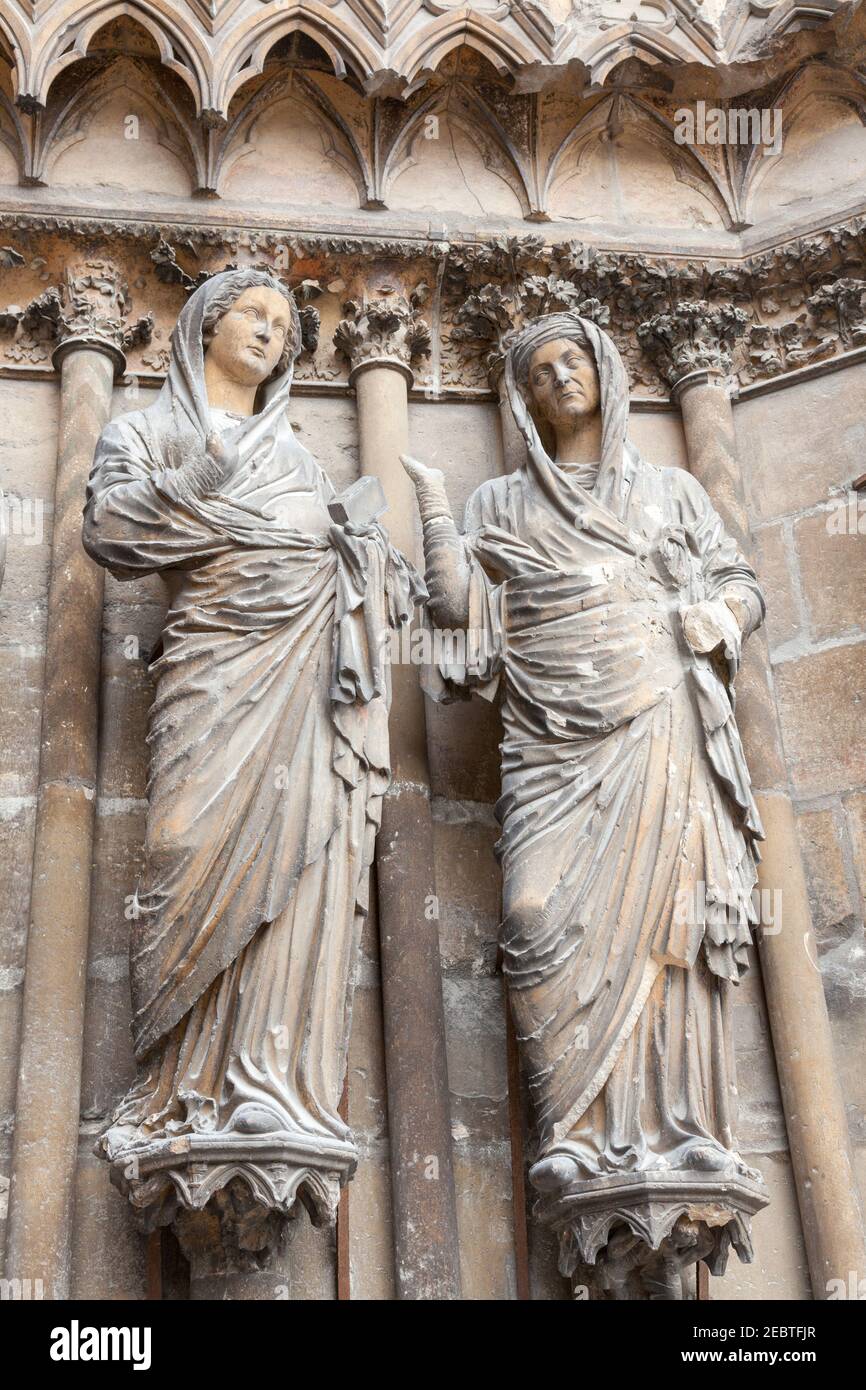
[172,431,239,501]
[201,431,239,493]
[400,453,452,525]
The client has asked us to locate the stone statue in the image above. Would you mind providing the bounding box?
[83,269,421,1259]
[402,313,769,1300]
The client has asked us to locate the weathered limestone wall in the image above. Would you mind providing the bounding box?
[737,362,866,1244]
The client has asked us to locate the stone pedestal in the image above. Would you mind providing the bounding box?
[540,1168,768,1301]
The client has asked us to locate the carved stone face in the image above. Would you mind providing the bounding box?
[205,285,291,388]
[527,337,601,429]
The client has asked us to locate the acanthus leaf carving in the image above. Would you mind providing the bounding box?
[13,261,152,371]
[807,278,866,350]
[0,305,24,334]
[334,292,431,380]
[151,234,205,293]
[1,212,866,391]
[637,299,750,386]
[777,314,837,369]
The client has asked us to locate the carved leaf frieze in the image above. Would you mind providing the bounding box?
[1,213,866,390]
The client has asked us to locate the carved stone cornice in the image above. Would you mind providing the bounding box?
[2,213,866,394]
[334,290,431,384]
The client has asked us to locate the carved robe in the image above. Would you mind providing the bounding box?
[425,315,767,1277]
[83,277,419,1224]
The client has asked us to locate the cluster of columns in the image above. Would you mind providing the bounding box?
[5,270,130,1299]
[336,276,463,1300]
[633,312,866,1298]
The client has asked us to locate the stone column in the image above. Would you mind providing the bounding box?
[640,302,866,1297]
[5,265,149,1299]
[0,487,6,592]
[335,282,462,1300]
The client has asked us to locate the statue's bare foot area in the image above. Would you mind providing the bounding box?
[226,1104,290,1136]
[529,1154,582,1190]
[681,1143,734,1172]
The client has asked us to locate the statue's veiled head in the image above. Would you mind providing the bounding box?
[201,269,299,391]
[506,313,629,479]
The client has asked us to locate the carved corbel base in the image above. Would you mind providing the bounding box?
[104,1131,357,1264]
[535,1168,769,1301]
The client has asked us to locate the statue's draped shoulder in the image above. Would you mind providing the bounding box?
[463,471,524,535]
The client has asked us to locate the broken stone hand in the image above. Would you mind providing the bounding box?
[681,598,742,657]
[400,453,453,524]
[401,454,470,628]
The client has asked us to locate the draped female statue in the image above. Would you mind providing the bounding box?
[83,269,420,1256]
[403,313,768,1299]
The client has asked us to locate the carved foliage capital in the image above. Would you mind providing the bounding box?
[806,278,866,350]
[637,300,750,388]
[333,292,431,382]
[24,261,152,373]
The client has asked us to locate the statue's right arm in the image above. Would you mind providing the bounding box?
[159,432,238,504]
[400,455,470,630]
[82,419,229,578]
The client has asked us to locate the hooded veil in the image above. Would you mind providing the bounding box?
[84,272,420,1224]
